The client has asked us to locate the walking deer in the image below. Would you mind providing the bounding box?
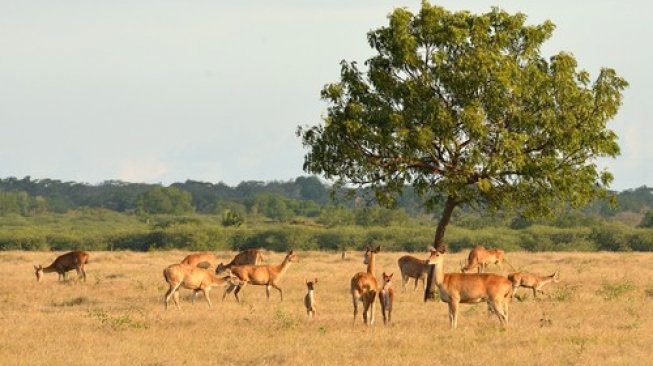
[508,271,560,298]
[350,245,380,326]
[461,245,505,273]
[379,272,394,325]
[34,251,90,283]
[304,278,318,318]
[424,245,513,329]
[215,249,264,274]
[163,264,240,309]
[397,248,438,291]
[180,252,217,269]
[222,250,298,302]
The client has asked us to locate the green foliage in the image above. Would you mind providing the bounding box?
[222,209,244,227]
[638,210,653,228]
[596,280,635,301]
[298,1,628,246]
[136,186,193,215]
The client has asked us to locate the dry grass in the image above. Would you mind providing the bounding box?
[1,250,652,365]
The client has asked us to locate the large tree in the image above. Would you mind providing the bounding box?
[298,2,627,248]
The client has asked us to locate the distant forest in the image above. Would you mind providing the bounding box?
[2,176,653,253]
[1,175,652,226]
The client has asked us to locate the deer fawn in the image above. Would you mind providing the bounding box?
[163,264,240,309]
[379,272,394,325]
[304,278,318,318]
[397,248,438,291]
[34,251,90,283]
[223,250,298,303]
[215,249,264,274]
[461,245,505,273]
[508,271,560,298]
[425,245,513,329]
[350,245,380,326]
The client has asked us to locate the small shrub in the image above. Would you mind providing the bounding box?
[86,309,149,330]
[52,296,91,307]
[596,280,635,301]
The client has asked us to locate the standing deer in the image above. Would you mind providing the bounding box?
[180,252,217,269]
[215,249,264,274]
[34,251,90,283]
[222,250,298,302]
[508,271,560,298]
[379,272,395,325]
[397,247,438,291]
[461,245,505,273]
[304,278,318,318]
[163,264,240,309]
[424,245,513,329]
[350,245,380,326]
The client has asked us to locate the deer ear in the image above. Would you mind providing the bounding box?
[389,273,393,278]
[364,245,370,251]
[33,265,39,271]
[382,272,387,277]
[375,245,381,252]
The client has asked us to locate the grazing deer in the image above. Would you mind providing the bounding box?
[223,250,298,303]
[397,248,438,291]
[461,245,505,273]
[424,245,513,329]
[350,245,380,326]
[180,252,217,269]
[34,251,90,283]
[163,264,241,309]
[508,271,560,298]
[379,272,395,325]
[304,278,318,318]
[215,249,264,274]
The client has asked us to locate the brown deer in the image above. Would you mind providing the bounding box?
[34,251,90,282]
[397,248,438,291]
[222,250,298,302]
[350,245,380,326]
[304,278,318,318]
[215,249,264,274]
[180,252,217,269]
[461,245,505,273]
[508,271,560,298]
[163,264,241,309]
[424,245,513,329]
[379,272,395,325]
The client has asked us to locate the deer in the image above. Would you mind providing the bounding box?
[215,248,264,274]
[424,245,513,329]
[163,264,241,309]
[397,248,439,292]
[350,245,380,326]
[379,272,395,325]
[180,252,217,269]
[461,245,505,273]
[304,278,318,318]
[508,271,560,298]
[222,250,298,303]
[34,251,90,283]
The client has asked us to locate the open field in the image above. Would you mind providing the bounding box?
[1,250,652,365]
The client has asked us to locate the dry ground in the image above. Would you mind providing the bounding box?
[1,250,652,365]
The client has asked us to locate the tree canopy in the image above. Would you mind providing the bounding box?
[298,2,628,246]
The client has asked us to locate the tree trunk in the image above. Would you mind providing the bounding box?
[424,195,457,302]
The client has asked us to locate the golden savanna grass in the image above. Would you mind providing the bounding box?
[1,250,652,365]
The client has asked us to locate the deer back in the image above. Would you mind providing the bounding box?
[443,273,512,303]
[397,255,429,277]
[50,251,89,271]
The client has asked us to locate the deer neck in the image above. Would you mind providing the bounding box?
[274,257,293,278]
[42,265,57,273]
[366,254,376,274]
[433,262,445,288]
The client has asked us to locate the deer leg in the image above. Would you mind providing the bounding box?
[362,296,370,325]
[172,290,181,309]
[369,291,376,326]
[532,288,538,298]
[448,300,460,329]
[351,292,359,326]
[401,275,408,292]
[81,265,86,282]
[380,296,387,325]
[234,284,244,303]
[271,283,283,302]
[413,278,419,291]
[265,285,271,301]
[203,289,212,308]
[222,283,235,301]
[164,285,176,310]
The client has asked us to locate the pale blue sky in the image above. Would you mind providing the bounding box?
[1,1,650,190]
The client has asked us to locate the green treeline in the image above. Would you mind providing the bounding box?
[1,176,653,252]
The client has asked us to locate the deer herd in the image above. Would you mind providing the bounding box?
[33,244,560,330]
